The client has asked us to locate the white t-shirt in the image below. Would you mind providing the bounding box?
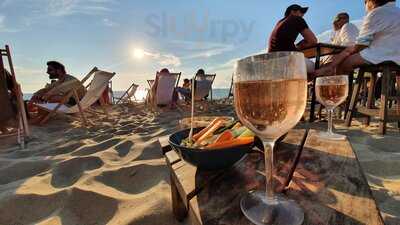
[357,2,400,65]
[332,23,359,46]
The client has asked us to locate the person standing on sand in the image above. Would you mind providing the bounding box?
[268,4,318,79]
[29,61,85,107]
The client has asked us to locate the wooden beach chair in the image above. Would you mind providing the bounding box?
[113,83,139,104]
[35,68,115,126]
[156,72,181,105]
[227,74,234,99]
[0,45,30,148]
[193,73,216,102]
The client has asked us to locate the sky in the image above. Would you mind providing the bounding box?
[0,0,399,93]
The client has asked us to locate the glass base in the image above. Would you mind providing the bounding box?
[318,131,346,140]
[240,190,304,225]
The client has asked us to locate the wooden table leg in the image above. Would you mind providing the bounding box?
[170,173,187,221]
[365,72,377,126]
[309,46,321,122]
[346,69,365,127]
[379,67,390,135]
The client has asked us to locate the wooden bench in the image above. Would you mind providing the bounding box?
[159,129,384,225]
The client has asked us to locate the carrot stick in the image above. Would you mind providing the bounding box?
[213,130,234,144]
[195,120,224,144]
[205,137,254,149]
[192,117,223,141]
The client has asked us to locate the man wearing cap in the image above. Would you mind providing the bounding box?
[268,4,318,76]
[331,12,359,46]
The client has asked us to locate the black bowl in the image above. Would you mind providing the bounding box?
[169,127,254,171]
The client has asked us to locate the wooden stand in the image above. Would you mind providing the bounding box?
[345,61,400,135]
[160,129,384,225]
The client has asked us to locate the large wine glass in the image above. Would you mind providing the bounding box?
[234,52,307,225]
[315,75,349,140]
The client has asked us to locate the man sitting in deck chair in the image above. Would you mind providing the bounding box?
[29,61,85,108]
[33,68,115,125]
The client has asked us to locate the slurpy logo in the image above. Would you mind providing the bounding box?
[145,10,255,43]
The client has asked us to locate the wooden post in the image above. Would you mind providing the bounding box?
[365,72,377,126]
[345,69,365,127]
[309,44,321,122]
[170,173,188,221]
[379,66,390,135]
[72,89,88,127]
[5,45,30,138]
[99,95,110,119]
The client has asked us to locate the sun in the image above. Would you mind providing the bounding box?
[133,48,145,59]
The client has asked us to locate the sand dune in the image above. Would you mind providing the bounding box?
[0,102,398,225]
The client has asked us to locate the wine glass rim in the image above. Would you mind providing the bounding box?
[236,51,304,64]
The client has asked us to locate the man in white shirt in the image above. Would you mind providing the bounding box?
[331,12,359,46]
[316,0,400,76]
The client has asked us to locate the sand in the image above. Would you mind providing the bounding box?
[0,101,399,225]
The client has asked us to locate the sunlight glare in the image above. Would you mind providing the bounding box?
[133,48,145,59]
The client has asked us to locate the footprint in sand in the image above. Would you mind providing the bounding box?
[57,188,118,225]
[0,191,67,225]
[0,188,118,225]
[34,142,85,156]
[72,138,122,156]
[114,140,134,157]
[0,160,52,185]
[134,140,163,161]
[51,156,103,188]
[95,164,167,194]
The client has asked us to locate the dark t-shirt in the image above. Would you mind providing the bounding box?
[268,15,309,52]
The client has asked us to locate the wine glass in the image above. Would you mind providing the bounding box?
[234,52,307,225]
[315,75,349,140]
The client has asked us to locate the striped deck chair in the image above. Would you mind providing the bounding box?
[114,83,139,104]
[0,45,30,148]
[35,68,115,126]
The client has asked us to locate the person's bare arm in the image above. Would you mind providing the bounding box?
[296,28,318,50]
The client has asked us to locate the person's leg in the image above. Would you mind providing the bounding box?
[336,53,368,75]
[316,53,369,76]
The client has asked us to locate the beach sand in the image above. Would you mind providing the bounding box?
[0,101,399,225]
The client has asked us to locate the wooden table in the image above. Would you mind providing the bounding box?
[159,129,384,225]
[301,43,346,122]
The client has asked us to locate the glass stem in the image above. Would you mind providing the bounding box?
[328,108,334,134]
[263,140,275,200]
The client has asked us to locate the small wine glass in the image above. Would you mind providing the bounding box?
[315,75,349,140]
[234,52,307,225]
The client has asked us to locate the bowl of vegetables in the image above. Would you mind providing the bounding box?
[169,117,255,171]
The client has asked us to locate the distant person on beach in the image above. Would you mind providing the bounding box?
[29,61,85,107]
[268,4,318,77]
[316,0,400,76]
[331,12,359,46]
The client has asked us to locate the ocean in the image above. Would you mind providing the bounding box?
[23,88,231,102]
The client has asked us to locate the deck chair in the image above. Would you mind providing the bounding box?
[193,73,216,101]
[156,72,181,105]
[227,74,234,99]
[113,83,139,104]
[0,45,30,148]
[35,68,115,126]
[147,79,155,88]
